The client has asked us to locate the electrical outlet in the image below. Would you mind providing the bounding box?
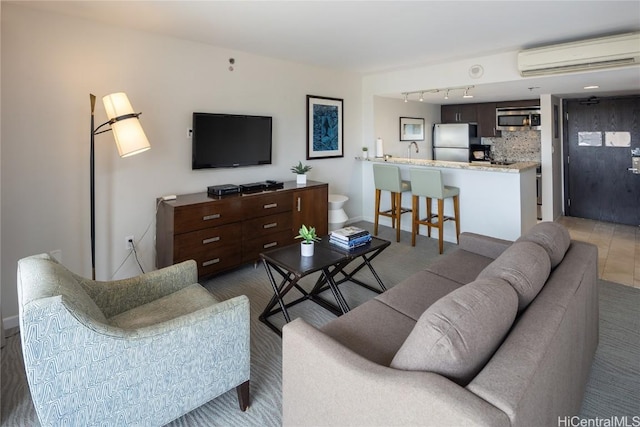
[187,128,193,138]
[125,235,134,250]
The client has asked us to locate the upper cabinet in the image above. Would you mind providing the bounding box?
[441,99,539,138]
[476,103,498,137]
[441,104,477,123]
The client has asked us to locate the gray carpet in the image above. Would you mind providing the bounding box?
[2,222,639,426]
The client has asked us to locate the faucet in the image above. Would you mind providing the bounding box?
[408,141,419,159]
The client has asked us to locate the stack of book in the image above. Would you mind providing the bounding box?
[329,226,372,250]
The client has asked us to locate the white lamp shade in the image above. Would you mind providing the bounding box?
[102,92,150,157]
[103,92,134,118]
[110,119,151,157]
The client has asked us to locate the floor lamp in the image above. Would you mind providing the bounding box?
[90,92,150,280]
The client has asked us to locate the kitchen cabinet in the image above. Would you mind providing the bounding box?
[156,181,328,278]
[495,99,539,108]
[476,102,500,137]
[441,104,477,123]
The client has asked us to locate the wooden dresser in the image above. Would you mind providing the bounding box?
[156,180,328,278]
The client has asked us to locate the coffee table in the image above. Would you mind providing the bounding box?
[259,236,390,335]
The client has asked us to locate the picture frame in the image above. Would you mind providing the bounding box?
[399,117,425,141]
[306,95,344,159]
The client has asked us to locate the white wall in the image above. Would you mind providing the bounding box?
[373,96,440,160]
[1,4,363,323]
[540,94,563,220]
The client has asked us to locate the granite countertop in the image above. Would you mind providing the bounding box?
[358,157,539,173]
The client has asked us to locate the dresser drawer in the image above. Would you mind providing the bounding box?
[242,211,292,238]
[174,198,243,234]
[174,223,241,261]
[242,192,292,219]
[191,246,243,277]
[242,230,293,263]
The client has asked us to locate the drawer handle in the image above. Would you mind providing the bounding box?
[264,203,278,209]
[263,222,278,229]
[203,214,221,221]
[263,242,278,249]
[202,258,220,267]
[202,236,220,245]
[297,197,301,212]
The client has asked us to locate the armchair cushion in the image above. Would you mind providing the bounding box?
[109,283,219,329]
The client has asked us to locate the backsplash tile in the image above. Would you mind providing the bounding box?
[482,130,541,163]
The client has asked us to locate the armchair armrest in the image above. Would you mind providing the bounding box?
[282,318,509,427]
[459,232,513,260]
[77,260,198,318]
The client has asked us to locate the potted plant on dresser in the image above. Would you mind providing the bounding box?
[291,161,312,185]
[296,224,320,256]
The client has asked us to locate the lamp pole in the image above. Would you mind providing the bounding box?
[90,94,97,280]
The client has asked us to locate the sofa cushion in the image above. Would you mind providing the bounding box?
[516,221,571,268]
[477,241,551,312]
[425,248,495,285]
[109,284,218,329]
[375,271,463,321]
[390,278,518,385]
[321,300,416,366]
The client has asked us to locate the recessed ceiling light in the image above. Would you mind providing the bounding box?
[584,85,600,90]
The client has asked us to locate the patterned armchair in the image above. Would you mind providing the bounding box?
[17,253,250,426]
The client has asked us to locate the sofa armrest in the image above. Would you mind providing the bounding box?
[282,318,509,427]
[459,232,513,259]
[77,260,198,317]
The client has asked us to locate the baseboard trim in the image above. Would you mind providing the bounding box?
[3,314,19,332]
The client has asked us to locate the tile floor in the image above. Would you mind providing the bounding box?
[557,216,640,288]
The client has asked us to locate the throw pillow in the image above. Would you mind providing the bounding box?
[516,221,571,268]
[478,241,551,311]
[390,278,518,385]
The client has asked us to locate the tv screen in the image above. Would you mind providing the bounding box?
[192,113,273,169]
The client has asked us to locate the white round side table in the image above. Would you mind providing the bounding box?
[328,194,349,231]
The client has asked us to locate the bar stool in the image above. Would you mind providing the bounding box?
[409,168,460,254]
[373,164,412,242]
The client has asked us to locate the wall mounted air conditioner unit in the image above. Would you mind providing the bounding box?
[518,32,640,77]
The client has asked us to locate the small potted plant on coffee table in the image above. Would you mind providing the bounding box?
[291,161,312,185]
[296,224,321,257]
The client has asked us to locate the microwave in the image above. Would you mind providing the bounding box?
[496,107,541,131]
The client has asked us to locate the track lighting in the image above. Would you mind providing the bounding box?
[401,86,474,102]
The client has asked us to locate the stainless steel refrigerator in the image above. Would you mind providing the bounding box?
[432,123,478,162]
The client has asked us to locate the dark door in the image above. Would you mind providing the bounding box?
[563,96,640,226]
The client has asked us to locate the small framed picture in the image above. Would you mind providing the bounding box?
[400,117,425,141]
[307,95,344,160]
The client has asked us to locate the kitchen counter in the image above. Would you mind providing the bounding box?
[360,157,537,242]
[359,157,539,173]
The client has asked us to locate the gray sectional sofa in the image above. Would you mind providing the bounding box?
[282,222,599,427]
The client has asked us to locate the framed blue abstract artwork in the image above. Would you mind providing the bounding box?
[306,95,344,159]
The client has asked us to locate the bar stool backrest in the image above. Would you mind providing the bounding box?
[373,164,404,193]
[410,168,445,199]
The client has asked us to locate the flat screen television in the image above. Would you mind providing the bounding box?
[192,112,273,169]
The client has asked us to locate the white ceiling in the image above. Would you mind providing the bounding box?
[13,0,640,103]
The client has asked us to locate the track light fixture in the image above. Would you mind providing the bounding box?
[401,86,474,102]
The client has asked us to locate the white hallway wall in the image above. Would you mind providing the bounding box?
[1,4,363,323]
